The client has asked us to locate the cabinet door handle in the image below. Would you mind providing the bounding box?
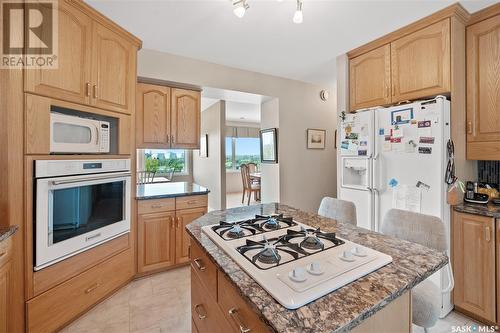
[86,82,91,97]
[171,135,175,144]
[166,135,169,143]
[177,216,182,228]
[229,308,251,333]
[84,283,100,294]
[386,85,390,98]
[467,121,473,135]
[485,226,491,242]
[392,83,395,96]
[93,84,98,99]
[193,258,206,271]
[194,304,207,319]
[151,204,162,209]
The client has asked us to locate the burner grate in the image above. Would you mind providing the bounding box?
[213,214,297,240]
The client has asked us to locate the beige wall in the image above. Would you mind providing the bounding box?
[260,98,280,203]
[138,49,337,213]
[192,101,226,211]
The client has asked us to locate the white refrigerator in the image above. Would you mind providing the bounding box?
[337,96,453,317]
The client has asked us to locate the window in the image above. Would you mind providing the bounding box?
[226,137,261,170]
[141,149,188,175]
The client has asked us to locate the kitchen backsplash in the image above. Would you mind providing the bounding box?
[478,161,500,185]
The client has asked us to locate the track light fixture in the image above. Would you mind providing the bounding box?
[230,0,304,23]
[233,0,249,18]
[293,0,303,24]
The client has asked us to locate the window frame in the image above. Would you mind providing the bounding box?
[139,149,190,177]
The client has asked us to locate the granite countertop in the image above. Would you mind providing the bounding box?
[0,225,18,243]
[453,202,500,218]
[136,182,209,200]
[186,203,448,333]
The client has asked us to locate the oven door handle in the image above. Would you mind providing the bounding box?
[50,172,131,186]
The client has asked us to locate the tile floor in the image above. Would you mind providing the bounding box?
[61,265,482,333]
[226,191,260,209]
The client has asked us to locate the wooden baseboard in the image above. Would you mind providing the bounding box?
[134,262,189,279]
[454,306,497,326]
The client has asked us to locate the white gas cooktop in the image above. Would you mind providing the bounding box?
[201,214,393,309]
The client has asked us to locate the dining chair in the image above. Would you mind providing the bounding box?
[240,164,261,205]
[380,209,454,333]
[137,171,156,184]
[317,197,357,225]
[247,162,260,185]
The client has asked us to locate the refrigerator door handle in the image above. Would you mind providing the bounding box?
[372,187,380,231]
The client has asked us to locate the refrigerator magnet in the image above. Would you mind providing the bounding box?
[390,137,402,143]
[388,178,399,188]
[391,108,414,125]
[341,141,349,150]
[379,128,385,135]
[419,137,435,144]
[392,127,404,138]
[346,133,358,140]
[358,150,367,156]
[417,120,431,128]
[418,147,432,154]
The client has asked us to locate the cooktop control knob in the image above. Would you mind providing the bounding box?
[352,246,367,257]
[288,267,307,282]
[307,261,324,275]
[339,250,355,262]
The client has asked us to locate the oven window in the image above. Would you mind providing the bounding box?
[51,181,124,244]
[53,122,92,144]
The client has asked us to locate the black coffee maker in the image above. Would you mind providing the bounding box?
[464,181,489,204]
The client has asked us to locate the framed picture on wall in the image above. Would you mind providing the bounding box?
[199,134,208,157]
[260,128,278,163]
[307,129,326,149]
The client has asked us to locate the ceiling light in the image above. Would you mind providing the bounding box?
[293,0,303,24]
[233,0,249,18]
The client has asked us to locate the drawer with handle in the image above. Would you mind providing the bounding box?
[27,249,133,333]
[218,270,271,333]
[191,267,232,333]
[138,198,175,214]
[0,237,12,269]
[176,195,208,210]
[190,238,217,301]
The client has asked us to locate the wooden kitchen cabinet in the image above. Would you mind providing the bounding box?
[136,84,201,149]
[136,83,171,148]
[466,14,500,160]
[171,88,201,149]
[24,0,140,115]
[137,211,176,273]
[0,238,12,333]
[91,22,136,114]
[24,1,93,105]
[176,207,206,265]
[349,44,391,111]
[453,211,496,323]
[391,19,451,102]
[137,195,208,275]
[218,271,271,333]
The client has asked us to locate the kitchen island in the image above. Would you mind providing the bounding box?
[186,203,448,333]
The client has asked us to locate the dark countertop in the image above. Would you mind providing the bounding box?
[0,225,18,243]
[186,203,448,333]
[453,202,500,218]
[136,182,209,200]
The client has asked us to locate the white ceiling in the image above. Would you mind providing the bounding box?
[86,0,496,87]
[225,101,261,123]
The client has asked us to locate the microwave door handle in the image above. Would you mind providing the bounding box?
[51,173,131,186]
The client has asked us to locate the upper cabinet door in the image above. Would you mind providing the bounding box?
[467,15,500,145]
[25,2,92,105]
[91,22,135,114]
[136,83,171,148]
[349,44,391,111]
[171,88,201,149]
[391,19,451,102]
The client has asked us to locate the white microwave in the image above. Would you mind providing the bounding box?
[50,113,110,153]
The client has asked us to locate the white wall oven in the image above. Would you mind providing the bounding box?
[35,159,131,271]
